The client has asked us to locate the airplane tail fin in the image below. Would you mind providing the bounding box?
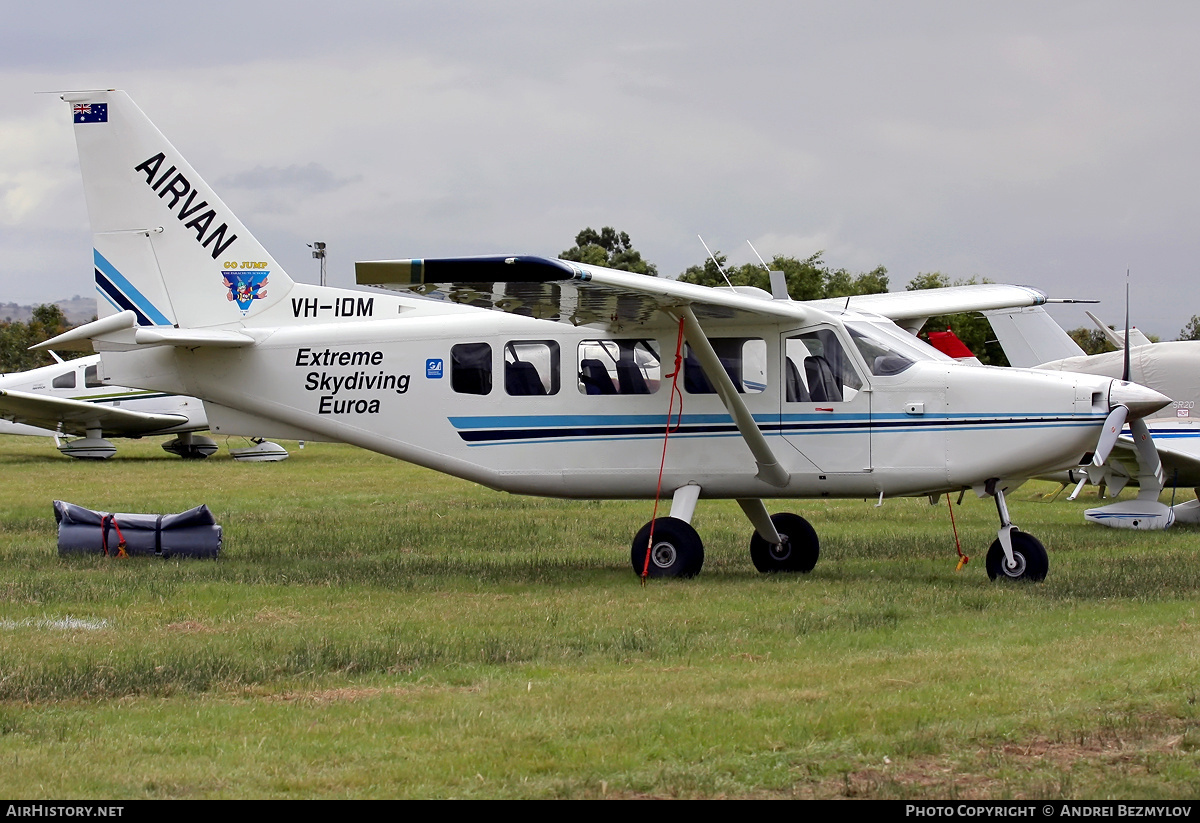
[63,90,294,328]
[926,328,982,365]
[1085,311,1154,350]
[981,306,1086,368]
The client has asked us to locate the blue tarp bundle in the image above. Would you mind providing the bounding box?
[54,500,222,559]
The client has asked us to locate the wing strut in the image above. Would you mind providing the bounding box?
[673,306,789,488]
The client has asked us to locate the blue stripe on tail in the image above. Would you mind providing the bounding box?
[93,249,172,326]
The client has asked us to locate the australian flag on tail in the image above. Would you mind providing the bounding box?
[73,102,108,124]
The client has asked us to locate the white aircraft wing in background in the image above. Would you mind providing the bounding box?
[0,388,187,435]
[804,284,1051,335]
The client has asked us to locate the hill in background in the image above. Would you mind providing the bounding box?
[0,296,96,326]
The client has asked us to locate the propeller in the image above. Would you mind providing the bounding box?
[1092,403,1129,468]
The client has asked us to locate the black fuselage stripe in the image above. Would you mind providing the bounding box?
[456,416,1095,443]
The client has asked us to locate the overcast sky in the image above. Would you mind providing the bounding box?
[2,1,1197,338]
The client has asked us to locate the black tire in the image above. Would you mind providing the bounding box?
[749,512,819,573]
[631,518,704,578]
[985,530,1048,582]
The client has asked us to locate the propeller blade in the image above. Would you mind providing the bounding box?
[1128,417,1164,489]
[1093,404,1129,467]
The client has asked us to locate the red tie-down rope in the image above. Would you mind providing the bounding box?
[101,514,128,558]
[642,315,688,584]
[948,495,968,571]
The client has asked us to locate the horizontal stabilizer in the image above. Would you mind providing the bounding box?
[133,327,255,347]
[33,311,137,351]
[34,310,255,351]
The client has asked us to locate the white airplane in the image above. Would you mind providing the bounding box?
[40,90,1170,581]
[979,305,1200,529]
[0,352,217,458]
[0,353,288,461]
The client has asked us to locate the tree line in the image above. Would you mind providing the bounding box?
[4,231,1195,373]
[0,304,89,373]
[561,226,1200,363]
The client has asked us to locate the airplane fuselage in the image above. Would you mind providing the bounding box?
[97,286,1117,501]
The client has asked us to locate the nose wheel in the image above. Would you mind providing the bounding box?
[985,531,1048,582]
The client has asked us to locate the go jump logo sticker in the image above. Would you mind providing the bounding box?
[223,271,269,314]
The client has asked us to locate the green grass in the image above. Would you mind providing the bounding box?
[1,434,1198,798]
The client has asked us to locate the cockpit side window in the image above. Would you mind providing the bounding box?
[53,371,76,389]
[784,329,863,403]
[84,365,104,388]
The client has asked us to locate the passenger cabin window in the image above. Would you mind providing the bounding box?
[577,339,661,395]
[504,341,559,396]
[84,365,104,388]
[784,329,864,402]
[683,338,766,395]
[451,343,492,395]
[52,371,76,389]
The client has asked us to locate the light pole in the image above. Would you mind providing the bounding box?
[308,241,326,286]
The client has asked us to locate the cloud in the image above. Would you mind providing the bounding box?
[219,163,362,195]
[3,2,1200,336]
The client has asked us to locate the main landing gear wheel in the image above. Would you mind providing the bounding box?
[631,518,704,579]
[749,512,819,573]
[985,531,1048,582]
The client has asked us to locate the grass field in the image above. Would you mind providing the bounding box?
[0,433,1198,799]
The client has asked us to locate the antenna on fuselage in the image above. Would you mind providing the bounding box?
[1122,270,1131,383]
[747,240,769,270]
[747,240,791,300]
[697,235,735,289]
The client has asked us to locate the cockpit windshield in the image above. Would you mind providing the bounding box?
[845,320,949,376]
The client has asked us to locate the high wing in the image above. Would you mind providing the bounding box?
[0,389,188,437]
[356,255,815,330]
[806,284,1050,334]
[357,257,1051,334]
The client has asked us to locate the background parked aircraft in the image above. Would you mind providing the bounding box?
[0,353,288,461]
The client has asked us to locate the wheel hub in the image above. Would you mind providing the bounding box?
[1003,552,1027,578]
[769,535,792,562]
[651,541,678,569]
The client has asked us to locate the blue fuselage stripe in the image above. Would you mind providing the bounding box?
[448,413,1102,445]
